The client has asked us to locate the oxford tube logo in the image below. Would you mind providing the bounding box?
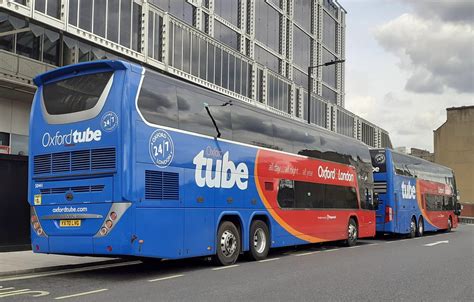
[149,129,175,168]
[42,128,102,147]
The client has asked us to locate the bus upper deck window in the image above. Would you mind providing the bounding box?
[42,72,113,115]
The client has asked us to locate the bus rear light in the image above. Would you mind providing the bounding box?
[385,206,393,223]
[30,207,47,237]
[100,227,108,236]
[110,212,117,221]
[94,203,131,237]
[105,220,113,229]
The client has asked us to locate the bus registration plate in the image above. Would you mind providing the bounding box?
[59,220,81,227]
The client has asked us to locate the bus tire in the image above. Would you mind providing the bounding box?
[409,217,416,238]
[214,221,241,266]
[416,216,424,237]
[346,218,358,247]
[447,217,452,232]
[249,220,270,261]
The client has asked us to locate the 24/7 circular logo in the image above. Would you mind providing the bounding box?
[149,129,174,168]
[101,111,119,132]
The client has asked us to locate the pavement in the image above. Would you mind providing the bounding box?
[0,251,121,277]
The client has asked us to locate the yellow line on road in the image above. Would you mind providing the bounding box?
[54,288,108,300]
[212,264,239,271]
[148,274,184,282]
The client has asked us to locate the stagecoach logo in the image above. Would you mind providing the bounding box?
[101,111,119,132]
[401,181,416,200]
[317,214,337,220]
[149,129,174,168]
[42,128,102,147]
[193,150,249,190]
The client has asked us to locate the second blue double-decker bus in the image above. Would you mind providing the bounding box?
[29,60,378,266]
[370,149,461,237]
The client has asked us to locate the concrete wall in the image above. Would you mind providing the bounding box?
[434,106,474,205]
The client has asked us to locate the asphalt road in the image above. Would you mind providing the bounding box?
[1,224,473,302]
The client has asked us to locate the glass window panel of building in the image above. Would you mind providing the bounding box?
[310,96,327,127]
[214,20,239,50]
[35,0,61,19]
[323,11,337,53]
[293,26,311,69]
[215,0,240,27]
[337,110,354,137]
[294,0,312,33]
[255,1,280,53]
[148,12,163,61]
[322,47,336,88]
[322,85,337,104]
[255,44,279,73]
[69,0,142,52]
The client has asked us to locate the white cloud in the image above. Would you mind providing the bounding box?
[374,13,474,94]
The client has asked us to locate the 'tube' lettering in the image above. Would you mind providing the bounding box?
[193,150,249,190]
[401,181,416,200]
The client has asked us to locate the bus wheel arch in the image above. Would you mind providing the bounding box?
[416,216,424,237]
[346,216,358,247]
[248,215,271,261]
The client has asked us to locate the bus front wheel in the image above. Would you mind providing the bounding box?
[346,218,358,247]
[249,220,270,261]
[214,221,241,266]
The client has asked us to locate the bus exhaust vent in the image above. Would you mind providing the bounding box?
[40,185,105,195]
[374,181,387,195]
[145,170,179,200]
[33,148,116,175]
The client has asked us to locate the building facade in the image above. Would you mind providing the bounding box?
[0,0,392,156]
[434,106,474,205]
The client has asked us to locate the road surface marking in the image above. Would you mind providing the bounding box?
[0,287,15,291]
[385,241,396,244]
[424,240,449,247]
[294,251,321,257]
[348,246,360,249]
[0,261,142,282]
[258,258,280,263]
[54,289,108,300]
[323,248,339,252]
[212,264,239,271]
[366,243,379,246]
[148,274,184,282]
[0,289,31,297]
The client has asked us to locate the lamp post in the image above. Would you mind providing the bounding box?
[307,59,345,124]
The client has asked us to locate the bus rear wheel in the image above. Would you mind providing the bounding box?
[346,218,358,247]
[409,217,416,238]
[214,221,241,266]
[249,220,270,261]
[416,216,424,237]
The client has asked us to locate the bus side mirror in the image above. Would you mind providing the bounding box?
[454,203,462,216]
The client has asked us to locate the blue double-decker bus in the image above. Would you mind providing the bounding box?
[29,60,378,265]
[370,149,461,237]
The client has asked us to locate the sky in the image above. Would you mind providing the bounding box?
[343,0,474,152]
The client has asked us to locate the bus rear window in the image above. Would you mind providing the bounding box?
[42,72,113,115]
